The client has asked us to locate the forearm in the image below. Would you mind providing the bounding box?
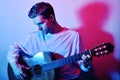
[7,42,21,64]
[7,42,24,76]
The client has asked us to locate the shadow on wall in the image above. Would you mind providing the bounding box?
[75,2,120,80]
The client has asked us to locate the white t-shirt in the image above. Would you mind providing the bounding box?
[22,29,81,57]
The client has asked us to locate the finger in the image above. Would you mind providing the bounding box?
[82,54,91,61]
[83,59,90,65]
[86,54,92,61]
[86,54,91,58]
[17,65,31,78]
[81,54,87,60]
[22,67,32,78]
[82,54,91,64]
[19,64,30,70]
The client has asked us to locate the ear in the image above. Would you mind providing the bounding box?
[49,14,54,21]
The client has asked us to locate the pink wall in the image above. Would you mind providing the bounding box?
[0,0,119,80]
[75,2,119,80]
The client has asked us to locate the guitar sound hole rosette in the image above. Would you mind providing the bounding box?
[33,64,42,75]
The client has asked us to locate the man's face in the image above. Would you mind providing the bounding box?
[32,15,53,31]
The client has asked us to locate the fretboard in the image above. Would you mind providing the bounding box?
[42,50,90,72]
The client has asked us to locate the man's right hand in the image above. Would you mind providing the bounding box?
[15,52,32,79]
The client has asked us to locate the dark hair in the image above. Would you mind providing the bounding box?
[28,2,55,19]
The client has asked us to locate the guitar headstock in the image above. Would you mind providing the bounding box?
[91,42,114,56]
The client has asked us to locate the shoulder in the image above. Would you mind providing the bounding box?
[64,27,80,36]
[60,27,81,41]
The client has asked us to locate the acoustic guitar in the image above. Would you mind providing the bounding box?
[8,42,114,80]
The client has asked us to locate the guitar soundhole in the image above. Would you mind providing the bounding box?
[33,64,42,75]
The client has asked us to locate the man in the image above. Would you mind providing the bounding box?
[7,2,92,80]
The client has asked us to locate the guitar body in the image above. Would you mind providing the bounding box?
[8,52,55,80]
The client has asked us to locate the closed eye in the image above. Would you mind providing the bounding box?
[37,22,44,25]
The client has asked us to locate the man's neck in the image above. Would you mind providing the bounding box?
[43,23,64,35]
[52,23,64,34]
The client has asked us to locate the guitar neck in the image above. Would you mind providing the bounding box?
[42,50,90,72]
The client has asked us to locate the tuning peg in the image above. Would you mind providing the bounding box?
[103,45,106,48]
[100,52,104,56]
[95,53,99,56]
[94,48,98,51]
[99,47,102,50]
[100,52,103,54]
[104,50,108,53]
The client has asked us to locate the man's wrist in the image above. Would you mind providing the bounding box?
[80,63,91,72]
